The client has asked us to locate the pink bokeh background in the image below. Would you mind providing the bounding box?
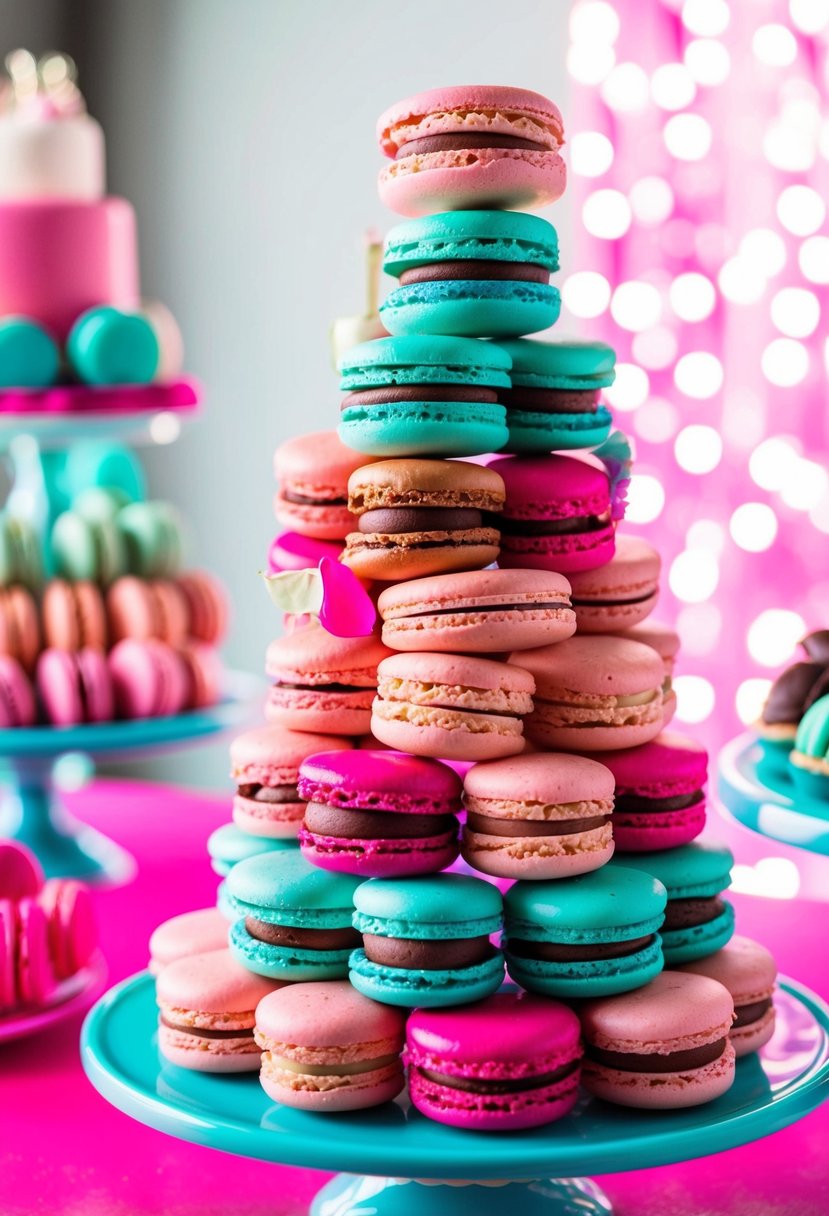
[562,0,829,757]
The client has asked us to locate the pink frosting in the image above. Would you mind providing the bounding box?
[255,979,406,1048]
[490,454,611,521]
[298,748,462,814]
[593,731,709,799]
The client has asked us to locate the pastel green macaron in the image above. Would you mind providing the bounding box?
[496,338,615,452]
[622,842,734,965]
[350,873,504,1008]
[338,334,511,457]
[207,823,297,878]
[118,501,183,577]
[790,694,829,799]
[50,510,126,585]
[504,865,667,998]
[0,512,43,590]
[381,211,561,339]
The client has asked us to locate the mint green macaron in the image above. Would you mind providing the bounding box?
[791,694,829,799]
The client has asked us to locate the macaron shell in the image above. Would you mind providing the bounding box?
[298,748,463,813]
[0,901,16,1010]
[109,639,189,718]
[660,902,736,965]
[497,524,617,574]
[0,842,44,900]
[0,585,41,670]
[299,828,460,879]
[157,1023,263,1073]
[377,86,564,154]
[380,281,560,340]
[16,898,56,1005]
[258,1062,404,1111]
[407,1056,579,1129]
[676,935,777,1058]
[379,151,566,218]
[462,825,614,881]
[175,571,229,644]
[349,946,504,1008]
[274,430,373,541]
[41,580,106,652]
[229,918,353,981]
[504,405,613,455]
[233,796,306,839]
[38,879,97,979]
[612,801,706,853]
[567,536,661,633]
[0,656,36,726]
[505,935,664,999]
[338,401,508,459]
[149,907,230,976]
[581,1039,736,1110]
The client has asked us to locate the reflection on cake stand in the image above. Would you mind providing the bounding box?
[81,971,829,1216]
[0,671,263,885]
[718,733,829,856]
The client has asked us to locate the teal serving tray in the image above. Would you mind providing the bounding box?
[81,970,829,1216]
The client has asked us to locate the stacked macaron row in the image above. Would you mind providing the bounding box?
[0,492,229,726]
[755,629,829,800]
[0,841,99,1015]
[147,84,779,1128]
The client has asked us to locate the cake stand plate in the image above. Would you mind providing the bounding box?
[0,671,263,884]
[718,733,829,855]
[0,950,107,1044]
[81,971,829,1216]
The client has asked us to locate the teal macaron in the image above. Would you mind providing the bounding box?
[622,842,735,965]
[118,501,183,578]
[503,866,667,998]
[349,873,504,1008]
[0,317,60,389]
[226,850,362,980]
[67,306,159,386]
[791,694,829,799]
[496,338,615,452]
[207,822,297,878]
[0,512,43,591]
[338,334,511,457]
[50,509,126,585]
[381,211,561,339]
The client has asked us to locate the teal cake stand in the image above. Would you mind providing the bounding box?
[0,671,262,884]
[82,971,829,1215]
[718,733,829,856]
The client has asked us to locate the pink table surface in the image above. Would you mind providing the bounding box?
[1,778,827,1216]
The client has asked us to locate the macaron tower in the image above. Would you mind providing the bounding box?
[148,82,779,1125]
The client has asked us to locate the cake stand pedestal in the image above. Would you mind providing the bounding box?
[718,733,829,856]
[82,971,829,1216]
[0,671,262,884]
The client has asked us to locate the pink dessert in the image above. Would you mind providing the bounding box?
[580,971,736,1109]
[297,749,462,877]
[568,535,661,633]
[594,732,708,852]
[148,907,230,977]
[156,948,287,1073]
[15,898,57,1005]
[407,990,582,1131]
[109,638,189,718]
[41,580,107,652]
[37,879,98,980]
[267,531,345,575]
[274,430,376,541]
[0,901,16,1011]
[678,936,777,1058]
[613,620,680,726]
[490,454,616,574]
[231,724,351,839]
[255,980,407,1111]
[36,647,114,725]
[265,621,393,736]
[0,842,44,900]
[0,655,36,726]
[175,570,229,644]
[377,85,567,216]
[0,585,41,670]
[106,577,189,646]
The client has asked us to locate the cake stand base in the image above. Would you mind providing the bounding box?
[311,1175,612,1216]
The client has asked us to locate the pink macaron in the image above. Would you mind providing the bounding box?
[0,655,36,726]
[106,576,189,646]
[156,947,287,1073]
[568,535,660,633]
[148,907,230,977]
[15,897,57,1005]
[175,570,229,644]
[613,620,680,726]
[371,651,535,762]
[377,85,566,216]
[297,749,462,877]
[579,971,736,1109]
[378,568,576,654]
[274,430,378,541]
[462,752,615,879]
[0,841,44,900]
[0,585,41,671]
[677,936,777,1058]
[594,732,708,852]
[407,990,582,1131]
[37,878,98,980]
[109,638,189,718]
[231,724,352,839]
[36,647,114,725]
[0,901,16,1011]
[514,636,664,752]
[490,454,617,574]
[178,642,223,709]
[265,622,393,736]
[255,980,407,1111]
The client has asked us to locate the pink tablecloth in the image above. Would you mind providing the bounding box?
[0,778,827,1215]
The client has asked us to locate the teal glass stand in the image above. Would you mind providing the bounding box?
[82,971,829,1216]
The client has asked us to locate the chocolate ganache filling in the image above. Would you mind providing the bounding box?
[507,935,655,963]
[358,507,483,534]
[304,802,456,840]
[733,998,773,1028]
[587,1038,727,1074]
[614,790,704,816]
[342,385,499,410]
[237,783,299,803]
[465,812,609,837]
[501,387,601,415]
[396,132,550,158]
[662,896,725,931]
[499,514,610,537]
[363,934,493,971]
[399,260,550,286]
[245,918,361,951]
[418,1059,579,1094]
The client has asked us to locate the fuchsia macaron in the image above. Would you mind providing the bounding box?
[265,622,393,736]
[462,752,615,879]
[406,990,582,1131]
[567,535,660,633]
[371,652,535,761]
[109,638,189,718]
[514,636,665,752]
[36,648,114,726]
[297,749,462,877]
[613,620,680,726]
[579,971,736,1109]
[255,980,407,1111]
[231,724,352,838]
[156,948,287,1073]
[0,841,43,900]
[678,935,777,1058]
[37,879,98,980]
[377,568,576,654]
[377,85,566,217]
[490,454,617,574]
[594,732,708,852]
[0,655,36,726]
[267,531,345,575]
[14,898,56,1005]
[149,907,230,976]
[274,430,378,541]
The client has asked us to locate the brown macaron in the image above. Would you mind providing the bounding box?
[343,459,504,582]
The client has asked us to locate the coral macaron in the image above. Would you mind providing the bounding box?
[491,454,617,574]
[255,980,406,1111]
[274,430,376,542]
[372,652,535,762]
[567,535,661,634]
[344,458,504,582]
[462,752,615,880]
[40,580,106,653]
[407,990,582,1132]
[378,568,576,654]
[377,85,566,216]
[579,971,736,1109]
[0,585,41,670]
[515,635,665,752]
[297,749,462,878]
[106,576,189,646]
[595,732,708,852]
[678,935,777,1057]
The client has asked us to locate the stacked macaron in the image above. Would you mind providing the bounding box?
[754,629,829,798]
[148,83,779,1126]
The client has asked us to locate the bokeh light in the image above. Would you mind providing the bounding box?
[610,281,663,331]
[663,113,712,160]
[603,362,649,410]
[561,271,612,318]
[789,0,829,34]
[625,473,666,523]
[684,39,731,85]
[669,272,716,321]
[752,23,798,66]
[740,229,786,276]
[799,236,829,284]
[602,62,651,112]
[717,258,766,305]
[761,338,809,386]
[675,425,723,473]
[583,189,632,239]
[749,436,800,491]
[677,603,723,655]
[669,549,720,602]
[777,185,825,235]
[747,609,806,666]
[674,674,716,723]
[570,131,615,177]
[729,503,778,552]
[736,678,773,725]
[567,43,616,85]
[570,0,621,43]
[674,351,724,398]
[632,327,678,369]
[681,0,730,36]
[629,176,674,224]
[651,63,696,110]
[770,288,820,338]
[633,396,680,442]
